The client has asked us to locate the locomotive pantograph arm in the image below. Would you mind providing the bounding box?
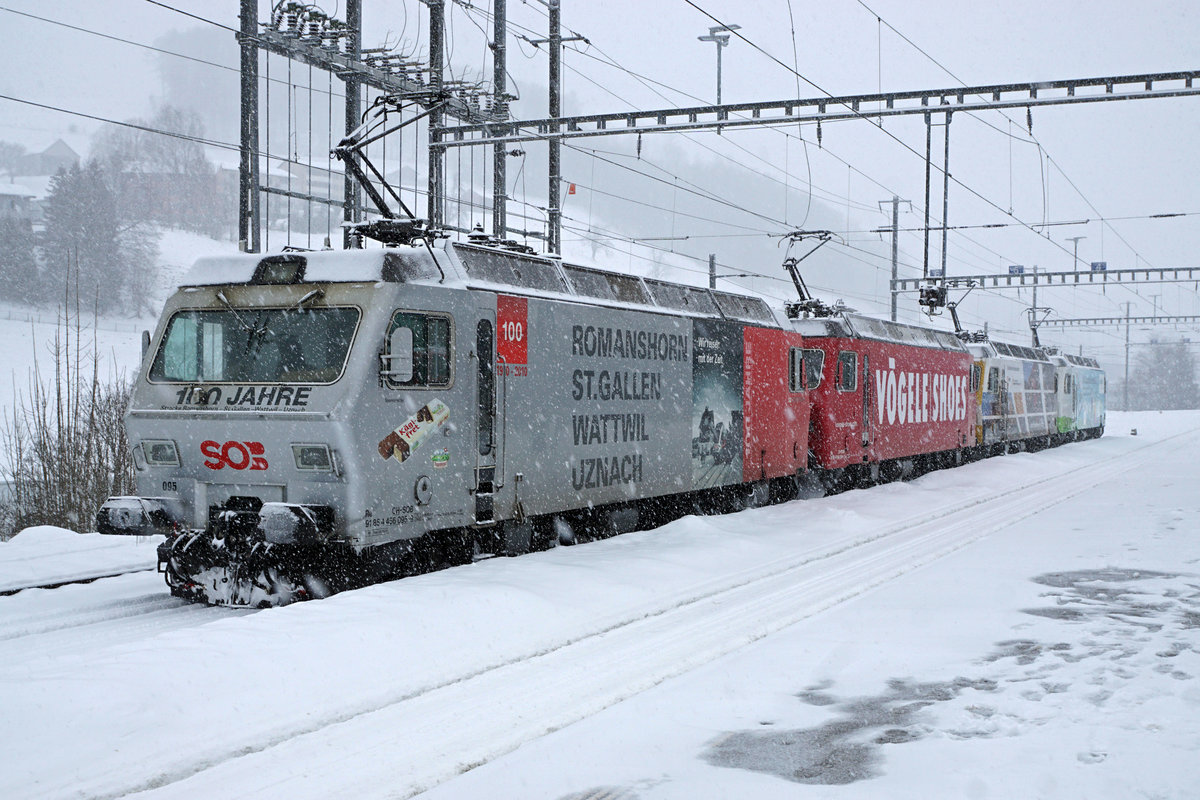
[779,230,837,318]
[332,97,447,222]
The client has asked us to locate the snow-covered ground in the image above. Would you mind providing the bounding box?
[0,526,159,592]
[0,410,1197,799]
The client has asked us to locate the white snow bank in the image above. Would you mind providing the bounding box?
[0,525,161,592]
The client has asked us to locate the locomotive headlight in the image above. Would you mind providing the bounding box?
[292,443,333,472]
[141,440,180,467]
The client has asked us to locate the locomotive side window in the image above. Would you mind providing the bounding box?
[384,312,451,388]
[987,367,1000,393]
[836,351,858,392]
[802,348,825,389]
[788,347,806,392]
[971,364,981,393]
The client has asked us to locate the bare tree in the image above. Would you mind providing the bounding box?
[0,261,135,537]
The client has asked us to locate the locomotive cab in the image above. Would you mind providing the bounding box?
[97,245,483,604]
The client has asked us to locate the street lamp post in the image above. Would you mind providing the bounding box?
[697,24,739,105]
[1065,235,1086,271]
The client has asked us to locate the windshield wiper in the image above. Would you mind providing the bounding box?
[216,290,256,333]
[290,289,325,312]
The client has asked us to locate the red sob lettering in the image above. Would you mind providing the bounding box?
[201,440,269,470]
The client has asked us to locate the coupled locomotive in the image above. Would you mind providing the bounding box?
[95,238,1104,606]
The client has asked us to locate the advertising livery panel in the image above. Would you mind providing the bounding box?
[510,300,693,513]
[690,319,744,489]
[507,301,763,515]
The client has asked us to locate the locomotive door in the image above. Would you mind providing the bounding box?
[998,373,1012,443]
[861,353,872,451]
[474,311,499,522]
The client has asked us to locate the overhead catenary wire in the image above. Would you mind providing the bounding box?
[849,0,1187,325]
[854,0,1158,272]
[0,4,350,103]
[124,0,974,287]
[676,0,1171,309]
[452,1,840,219]
[123,0,1190,327]
[461,0,1035,287]
[679,0,1175,321]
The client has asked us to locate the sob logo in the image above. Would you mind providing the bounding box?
[201,440,268,471]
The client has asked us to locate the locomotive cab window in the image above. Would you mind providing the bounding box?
[384,312,452,388]
[149,306,360,384]
[788,347,807,393]
[836,351,858,392]
[802,348,825,390]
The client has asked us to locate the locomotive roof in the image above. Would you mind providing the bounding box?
[181,248,437,286]
[790,313,967,352]
[1048,352,1103,369]
[180,241,781,326]
[967,340,1052,362]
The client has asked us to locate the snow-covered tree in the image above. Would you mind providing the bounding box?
[1128,340,1200,410]
[39,162,156,314]
[0,218,39,301]
[91,105,227,237]
[0,140,25,178]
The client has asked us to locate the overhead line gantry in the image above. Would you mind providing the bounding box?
[432,69,1200,269]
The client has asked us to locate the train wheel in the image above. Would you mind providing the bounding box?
[553,516,577,546]
[442,531,475,565]
[819,468,844,494]
[743,481,770,509]
[768,476,800,504]
[530,518,557,552]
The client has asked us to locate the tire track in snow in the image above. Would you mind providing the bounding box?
[115,427,1200,800]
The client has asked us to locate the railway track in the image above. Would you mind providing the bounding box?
[0,567,154,597]
[0,572,254,668]
[48,426,1193,800]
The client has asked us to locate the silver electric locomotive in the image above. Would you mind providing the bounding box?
[96,238,797,605]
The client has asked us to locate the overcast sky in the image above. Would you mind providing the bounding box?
[1,0,1198,372]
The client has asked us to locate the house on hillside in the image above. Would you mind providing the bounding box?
[15,139,79,178]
